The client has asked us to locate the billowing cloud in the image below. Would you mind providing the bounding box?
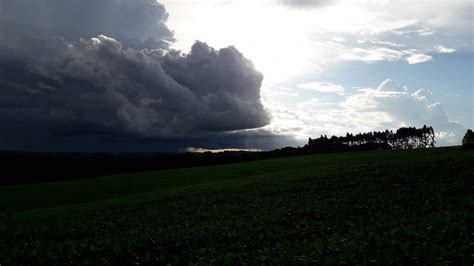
[264,79,466,146]
[342,80,465,145]
[0,0,274,152]
[161,42,269,132]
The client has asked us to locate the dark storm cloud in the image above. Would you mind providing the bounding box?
[0,0,174,49]
[0,0,279,152]
[161,41,268,132]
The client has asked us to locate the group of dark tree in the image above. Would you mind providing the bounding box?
[304,125,436,153]
[269,125,436,156]
[462,129,474,148]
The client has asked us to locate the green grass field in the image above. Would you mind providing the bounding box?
[1,147,473,264]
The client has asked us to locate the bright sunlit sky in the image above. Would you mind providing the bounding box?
[163,0,473,146]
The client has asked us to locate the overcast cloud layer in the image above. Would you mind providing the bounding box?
[0,0,279,152]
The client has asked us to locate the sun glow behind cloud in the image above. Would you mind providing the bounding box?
[162,0,472,147]
[164,0,470,84]
[163,1,317,83]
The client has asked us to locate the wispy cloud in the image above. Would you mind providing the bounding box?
[435,45,456,54]
[340,48,433,64]
[298,82,345,94]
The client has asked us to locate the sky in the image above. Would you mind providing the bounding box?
[0,0,472,152]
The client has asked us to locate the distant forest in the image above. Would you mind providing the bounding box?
[0,125,439,185]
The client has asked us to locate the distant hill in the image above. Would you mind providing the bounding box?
[0,126,440,185]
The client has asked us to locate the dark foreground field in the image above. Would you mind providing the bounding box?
[1,147,473,264]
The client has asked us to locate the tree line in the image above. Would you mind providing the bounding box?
[304,125,436,153]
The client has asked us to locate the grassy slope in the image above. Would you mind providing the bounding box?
[1,147,473,264]
[0,147,466,212]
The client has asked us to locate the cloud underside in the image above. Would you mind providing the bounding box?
[0,0,277,152]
